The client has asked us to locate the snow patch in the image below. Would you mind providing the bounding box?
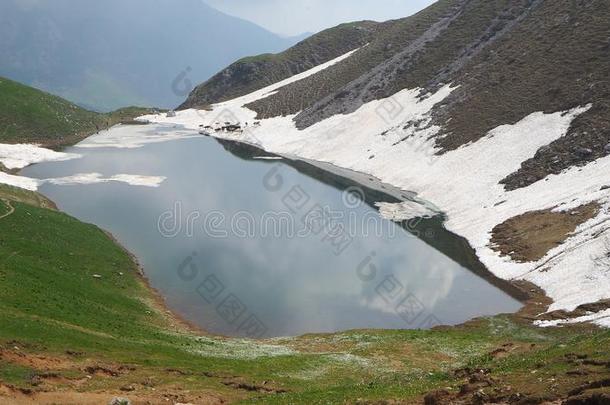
[0,143,80,170]
[0,172,40,191]
[535,309,610,328]
[76,124,202,149]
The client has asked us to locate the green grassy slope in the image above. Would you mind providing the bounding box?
[0,77,155,148]
[0,185,608,403]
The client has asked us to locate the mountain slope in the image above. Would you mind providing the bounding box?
[0,76,153,148]
[182,0,609,192]
[180,21,379,109]
[243,0,609,191]
[0,0,297,111]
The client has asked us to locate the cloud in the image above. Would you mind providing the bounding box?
[203,0,437,36]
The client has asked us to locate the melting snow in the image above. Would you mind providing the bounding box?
[47,173,166,188]
[0,171,40,191]
[535,309,610,328]
[0,143,80,170]
[0,171,165,191]
[76,124,202,149]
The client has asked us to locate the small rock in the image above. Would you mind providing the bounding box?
[536,145,552,156]
[108,398,131,405]
[120,385,135,392]
[566,369,588,376]
[93,274,102,279]
[605,143,610,153]
[576,147,593,157]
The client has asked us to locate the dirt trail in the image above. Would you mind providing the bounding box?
[0,199,15,220]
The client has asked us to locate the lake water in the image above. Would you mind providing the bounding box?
[22,125,522,338]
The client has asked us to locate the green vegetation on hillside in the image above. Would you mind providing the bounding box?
[0,184,608,403]
[0,77,156,148]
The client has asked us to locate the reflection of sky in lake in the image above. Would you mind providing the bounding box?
[22,126,521,337]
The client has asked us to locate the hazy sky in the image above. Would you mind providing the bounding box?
[204,0,437,37]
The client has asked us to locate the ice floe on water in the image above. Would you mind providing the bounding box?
[76,123,202,149]
[0,143,81,170]
[0,129,170,190]
[0,172,166,191]
[47,173,166,188]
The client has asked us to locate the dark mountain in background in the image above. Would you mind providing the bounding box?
[0,0,299,111]
[180,21,378,109]
[182,0,609,192]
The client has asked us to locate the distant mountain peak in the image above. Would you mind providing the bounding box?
[0,0,302,111]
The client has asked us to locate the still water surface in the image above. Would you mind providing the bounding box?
[23,125,522,337]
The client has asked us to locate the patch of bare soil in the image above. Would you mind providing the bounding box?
[221,378,287,394]
[0,391,226,405]
[489,202,600,263]
[0,347,75,371]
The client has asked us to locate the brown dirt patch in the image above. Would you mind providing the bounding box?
[221,378,287,394]
[0,348,74,371]
[0,391,226,405]
[424,361,610,405]
[490,202,601,263]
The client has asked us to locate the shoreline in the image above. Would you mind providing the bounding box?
[100,229,214,338]
[111,227,554,340]
[206,132,609,330]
